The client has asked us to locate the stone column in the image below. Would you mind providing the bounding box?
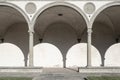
[28,30,34,67]
[87,28,92,67]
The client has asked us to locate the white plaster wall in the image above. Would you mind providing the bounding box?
[66,43,101,67]
[105,43,120,67]
[33,43,63,67]
[0,43,24,67]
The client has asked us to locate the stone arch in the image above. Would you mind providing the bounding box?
[0,2,30,29]
[0,43,24,67]
[90,1,120,28]
[33,3,88,68]
[0,3,30,66]
[91,2,120,66]
[32,2,89,29]
[41,22,79,68]
[66,43,102,67]
[33,43,63,67]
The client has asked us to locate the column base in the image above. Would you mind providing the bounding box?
[86,65,92,68]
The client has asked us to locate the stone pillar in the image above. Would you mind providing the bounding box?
[63,58,66,68]
[28,30,34,67]
[87,28,92,67]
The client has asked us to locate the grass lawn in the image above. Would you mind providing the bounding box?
[0,77,32,80]
[87,76,120,80]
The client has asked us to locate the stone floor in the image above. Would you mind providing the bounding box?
[0,68,119,80]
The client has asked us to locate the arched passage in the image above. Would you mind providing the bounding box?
[0,5,29,66]
[33,43,63,67]
[66,43,101,67]
[92,4,120,66]
[0,43,24,67]
[34,5,87,67]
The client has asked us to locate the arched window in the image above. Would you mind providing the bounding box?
[0,43,24,67]
[66,43,101,67]
[33,43,63,67]
[105,43,120,67]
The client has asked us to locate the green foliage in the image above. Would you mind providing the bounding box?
[87,76,120,80]
[0,77,32,80]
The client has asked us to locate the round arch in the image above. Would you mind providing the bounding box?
[32,2,89,30]
[0,2,30,30]
[90,1,120,28]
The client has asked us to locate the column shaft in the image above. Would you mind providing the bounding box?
[29,31,34,67]
[87,28,92,67]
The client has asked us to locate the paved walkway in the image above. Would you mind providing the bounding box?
[42,68,79,73]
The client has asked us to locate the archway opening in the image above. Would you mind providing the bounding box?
[66,43,101,67]
[92,5,120,66]
[0,5,29,66]
[34,5,87,67]
[0,43,24,67]
[33,43,63,67]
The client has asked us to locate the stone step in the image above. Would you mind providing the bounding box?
[33,73,85,80]
[33,75,84,80]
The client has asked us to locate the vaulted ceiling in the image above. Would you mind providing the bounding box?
[0,5,120,40]
[34,6,87,38]
[0,6,26,39]
[93,6,120,38]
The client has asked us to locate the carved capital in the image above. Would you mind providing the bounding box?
[28,30,34,33]
[87,28,92,34]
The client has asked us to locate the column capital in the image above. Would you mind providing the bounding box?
[28,30,34,33]
[87,28,92,33]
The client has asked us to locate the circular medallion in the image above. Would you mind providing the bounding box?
[84,2,95,14]
[25,2,36,14]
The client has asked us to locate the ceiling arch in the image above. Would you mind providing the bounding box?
[0,4,29,38]
[91,1,120,28]
[32,2,89,29]
[92,5,120,37]
[34,5,87,38]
